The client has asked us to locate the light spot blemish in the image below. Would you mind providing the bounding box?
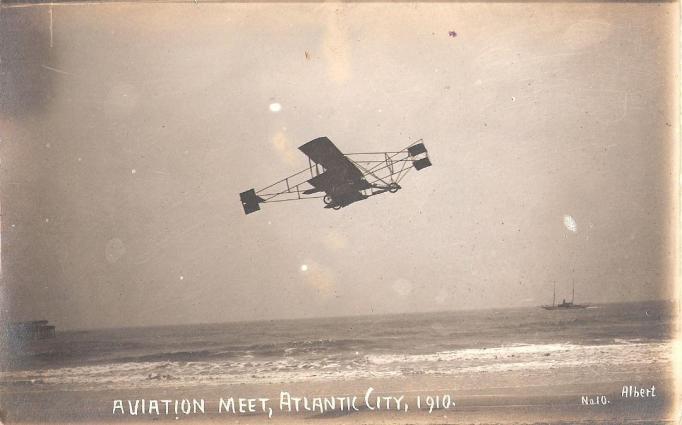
[269,102,282,113]
[563,214,578,233]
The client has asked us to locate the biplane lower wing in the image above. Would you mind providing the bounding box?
[240,137,431,215]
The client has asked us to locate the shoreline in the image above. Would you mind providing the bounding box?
[1,366,675,424]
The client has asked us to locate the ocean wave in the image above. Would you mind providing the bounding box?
[366,342,574,365]
[97,338,370,365]
[0,340,672,391]
[365,341,673,375]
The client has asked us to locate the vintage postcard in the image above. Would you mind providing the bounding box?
[0,1,679,424]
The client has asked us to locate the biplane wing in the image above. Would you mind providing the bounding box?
[298,137,370,207]
[298,137,363,179]
[240,137,431,215]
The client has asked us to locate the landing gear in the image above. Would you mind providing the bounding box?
[388,182,401,193]
[324,194,342,210]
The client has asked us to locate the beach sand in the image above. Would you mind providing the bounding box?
[2,366,675,424]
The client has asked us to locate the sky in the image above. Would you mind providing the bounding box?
[0,2,678,330]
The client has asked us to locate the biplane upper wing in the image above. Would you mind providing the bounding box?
[298,137,363,179]
[298,137,368,201]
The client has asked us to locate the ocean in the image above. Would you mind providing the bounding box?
[0,301,675,392]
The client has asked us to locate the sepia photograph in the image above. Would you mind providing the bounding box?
[0,1,679,423]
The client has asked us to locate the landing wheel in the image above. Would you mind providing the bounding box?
[323,195,333,205]
[332,204,342,210]
[388,183,400,193]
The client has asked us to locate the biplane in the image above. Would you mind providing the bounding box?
[239,137,431,215]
